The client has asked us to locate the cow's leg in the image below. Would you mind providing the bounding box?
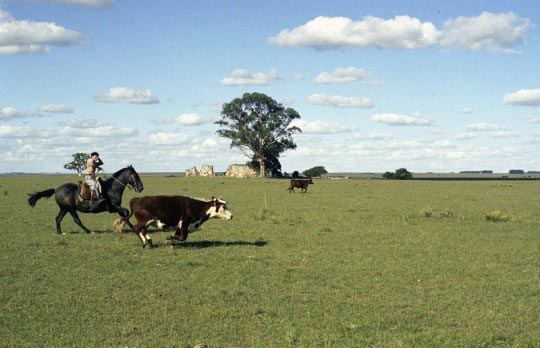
[144,231,153,248]
[133,223,148,248]
[55,209,68,234]
[290,187,295,194]
[173,220,188,241]
[69,210,92,234]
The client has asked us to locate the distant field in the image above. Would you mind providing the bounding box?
[1,175,540,347]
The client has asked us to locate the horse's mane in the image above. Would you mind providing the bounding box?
[101,166,131,187]
[111,166,130,178]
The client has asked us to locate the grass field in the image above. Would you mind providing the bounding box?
[1,175,540,347]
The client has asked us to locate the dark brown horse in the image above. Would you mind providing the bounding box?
[28,166,143,234]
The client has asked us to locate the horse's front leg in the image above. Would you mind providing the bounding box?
[109,204,129,217]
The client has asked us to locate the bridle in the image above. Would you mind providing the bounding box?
[103,171,140,192]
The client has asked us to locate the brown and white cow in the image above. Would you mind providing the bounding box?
[288,178,314,193]
[114,195,232,248]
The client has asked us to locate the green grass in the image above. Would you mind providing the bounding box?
[1,176,540,347]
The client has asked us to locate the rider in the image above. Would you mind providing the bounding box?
[86,152,104,200]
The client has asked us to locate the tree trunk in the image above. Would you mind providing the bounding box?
[259,157,265,178]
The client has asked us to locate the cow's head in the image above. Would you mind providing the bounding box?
[208,196,233,220]
[308,178,314,184]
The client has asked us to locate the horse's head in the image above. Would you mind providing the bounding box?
[126,165,144,193]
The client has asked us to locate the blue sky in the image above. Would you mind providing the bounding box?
[1,0,539,173]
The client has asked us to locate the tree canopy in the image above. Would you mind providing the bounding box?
[216,92,301,177]
[303,166,328,178]
[64,152,90,176]
[383,168,413,180]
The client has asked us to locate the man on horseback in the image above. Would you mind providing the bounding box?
[86,151,104,200]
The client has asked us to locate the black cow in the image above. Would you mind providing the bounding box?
[114,196,232,248]
[288,178,314,193]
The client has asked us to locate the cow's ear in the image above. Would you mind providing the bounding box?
[211,196,217,202]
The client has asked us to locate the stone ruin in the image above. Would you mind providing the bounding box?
[185,166,199,177]
[185,165,215,177]
[185,164,257,178]
[199,165,215,177]
[224,164,257,178]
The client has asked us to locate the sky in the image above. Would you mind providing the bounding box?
[1,0,540,174]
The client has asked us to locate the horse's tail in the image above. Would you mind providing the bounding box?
[113,202,134,233]
[27,189,56,207]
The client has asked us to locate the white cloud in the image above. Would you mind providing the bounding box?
[268,15,440,50]
[368,132,393,140]
[525,116,540,124]
[95,87,159,104]
[439,12,530,54]
[59,120,138,137]
[503,89,540,106]
[24,0,114,7]
[149,132,191,145]
[220,68,278,86]
[466,123,501,131]
[492,130,517,138]
[460,108,473,114]
[38,104,73,113]
[371,113,432,126]
[175,113,214,126]
[59,118,100,128]
[456,132,478,140]
[0,125,55,138]
[61,126,137,138]
[0,107,38,119]
[290,119,355,134]
[307,93,374,108]
[0,10,83,55]
[269,12,531,54]
[314,67,372,84]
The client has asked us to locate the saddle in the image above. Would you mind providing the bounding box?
[76,181,106,212]
[77,180,102,202]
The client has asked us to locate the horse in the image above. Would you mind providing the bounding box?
[28,165,144,234]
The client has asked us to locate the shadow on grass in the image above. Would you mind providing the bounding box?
[170,240,268,249]
[66,229,113,235]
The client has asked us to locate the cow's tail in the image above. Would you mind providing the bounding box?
[113,200,135,233]
[27,189,56,207]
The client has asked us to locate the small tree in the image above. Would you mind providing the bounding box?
[382,171,395,179]
[64,152,90,176]
[303,166,328,177]
[395,168,413,180]
[383,168,413,180]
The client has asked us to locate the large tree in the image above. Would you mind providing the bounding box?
[64,152,90,176]
[216,92,301,177]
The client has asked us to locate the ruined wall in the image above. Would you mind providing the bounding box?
[224,164,257,178]
[185,166,199,177]
[200,165,215,177]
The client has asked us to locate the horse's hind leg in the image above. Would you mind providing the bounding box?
[55,209,68,234]
[69,210,92,234]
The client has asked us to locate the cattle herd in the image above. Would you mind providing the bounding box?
[111,178,314,248]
